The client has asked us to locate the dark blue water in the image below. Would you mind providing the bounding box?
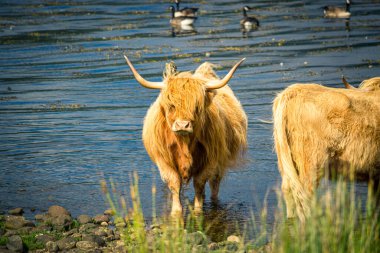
[1,0,379,238]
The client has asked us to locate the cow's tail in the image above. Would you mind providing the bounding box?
[273,89,310,221]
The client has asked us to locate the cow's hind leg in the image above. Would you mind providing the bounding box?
[282,176,296,218]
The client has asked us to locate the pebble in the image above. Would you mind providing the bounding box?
[93,214,110,224]
[6,235,23,252]
[227,235,240,243]
[0,205,251,252]
[77,214,93,224]
[48,205,70,217]
[8,208,23,216]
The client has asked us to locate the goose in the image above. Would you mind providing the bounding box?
[174,0,198,17]
[323,0,351,18]
[169,6,197,26]
[240,6,259,30]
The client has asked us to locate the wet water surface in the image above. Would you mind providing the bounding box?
[1,0,379,240]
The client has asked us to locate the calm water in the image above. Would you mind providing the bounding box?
[1,0,379,239]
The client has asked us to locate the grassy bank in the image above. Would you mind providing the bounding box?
[103,173,380,253]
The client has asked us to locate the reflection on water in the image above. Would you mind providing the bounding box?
[0,0,379,239]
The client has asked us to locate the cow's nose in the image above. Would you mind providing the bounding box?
[173,120,193,133]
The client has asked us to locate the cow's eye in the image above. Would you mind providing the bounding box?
[168,104,175,113]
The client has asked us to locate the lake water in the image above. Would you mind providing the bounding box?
[1,0,379,240]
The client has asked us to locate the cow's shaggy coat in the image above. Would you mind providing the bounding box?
[273,78,380,220]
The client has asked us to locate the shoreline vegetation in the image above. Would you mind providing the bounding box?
[1,174,379,252]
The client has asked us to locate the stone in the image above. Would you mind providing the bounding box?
[51,214,72,227]
[46,241,59,252]
[79,223,97,233]
[4,215,25,230]
[227,235,240,243]
[56,237,77,250]
[77,214,92,224]
[104,209,115,216]
[93,214,109,224]
[16,226,33,234]
[93,227,108,237]
[76,240,98,250]
[8,208,23,216]
[187,231,208,246]
[36,234,54,245]
[6,235,23,252]
[208,242,219,250]
[48,205,70,217]
[82,234,106,247]
[34,214,46,221]
[71,232,82,240]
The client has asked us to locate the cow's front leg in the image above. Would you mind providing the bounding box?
[193,174,207,213]
[209,173,222,202]
[157,160,182,216]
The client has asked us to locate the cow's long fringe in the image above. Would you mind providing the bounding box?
[273,90,311,221]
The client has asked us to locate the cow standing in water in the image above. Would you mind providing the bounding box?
[272,77,380,221]
[124,56,248,216]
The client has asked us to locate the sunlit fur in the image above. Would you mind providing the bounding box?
[142,62,247,215]
[273,82,380,221]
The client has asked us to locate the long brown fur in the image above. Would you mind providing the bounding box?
[273,80,380,221]
[142,62,247,215]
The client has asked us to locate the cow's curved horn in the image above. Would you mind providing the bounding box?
[342,76,356,89]
[205,58,246,90]
[124,55,165,89]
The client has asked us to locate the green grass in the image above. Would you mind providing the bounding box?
[102,174,380,253]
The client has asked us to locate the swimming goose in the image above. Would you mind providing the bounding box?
[169,6,197,26]
[323,0,351,18]
[240,6,259,29]
[174,0,198,17]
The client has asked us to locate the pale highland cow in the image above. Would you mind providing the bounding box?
[124,56,248,215]
[273,77,380,220]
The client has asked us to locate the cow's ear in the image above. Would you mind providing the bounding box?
[205,90,216,105]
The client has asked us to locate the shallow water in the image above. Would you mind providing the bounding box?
[1,0,379,240]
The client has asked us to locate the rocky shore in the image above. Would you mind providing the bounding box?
[0,206,258,252]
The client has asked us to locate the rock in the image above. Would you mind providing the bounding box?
[71,232,82,240]
[48,205,70,217]
[8,208,23,216]
[36,234,55,245]
[76,240,99,250]
[4,215,26,230]
[208,242,219,250]
[104,209,115,216]
[93,214,109,224]
[82,234,106,247]
[56,237,77,250]
[63,227,78,236]
[50,214,72,229]
[6,235,24,252]
[77,214,92,224]
[46,241,59,252]
[34,213,46,221]
[219,241,239,251]
[227,235,240,243]
[16,226,33,234]
[93,227,108,237]
[187,231,208,246]
[79,223,97,233]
